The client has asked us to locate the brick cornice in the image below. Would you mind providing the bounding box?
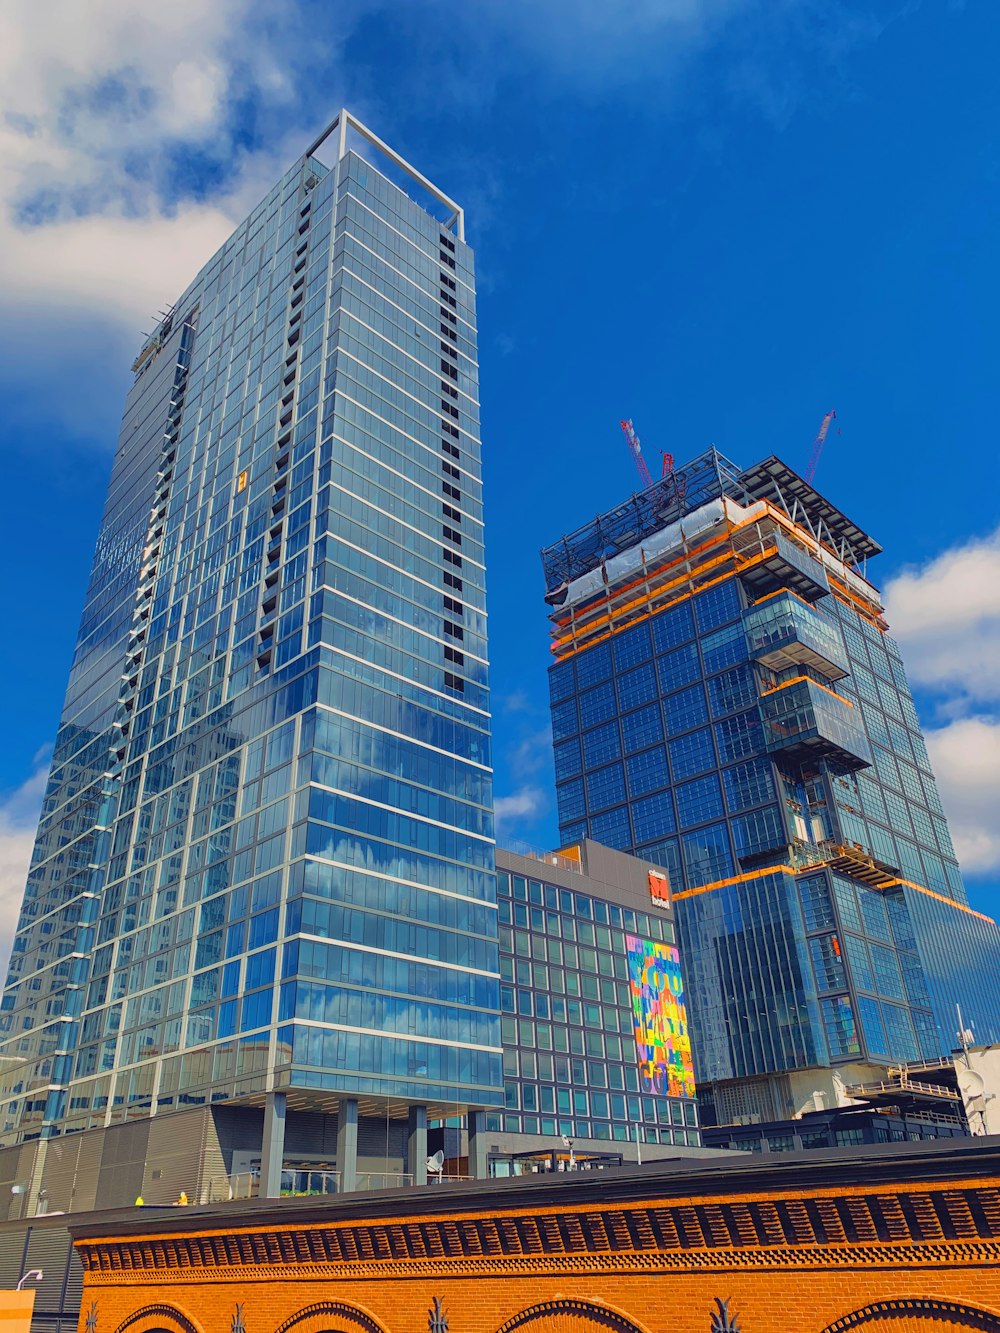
[75,1183,1000,1279]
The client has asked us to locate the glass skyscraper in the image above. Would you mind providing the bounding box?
[542,448,1000,1124]
[0,112,501,1174]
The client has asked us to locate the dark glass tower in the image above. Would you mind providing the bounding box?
[0,112,501,1161]
[541,449,1000,1122]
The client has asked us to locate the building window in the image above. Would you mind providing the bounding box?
[820,994,859,1057]
[622,704,664,752]
[709,663,757,718]
[585,763,627,813]
[575,641,613,688]
[669,727,715,780]
[612,621,652,670]
[650,601,695,653]
[723,758,774,813]
[656,642,701,694]
[858,995,888,1057]
[626,747,668,798]
[582,722,621,769]
[632,792,677,843]
[618,662,658,711]
[731,805,784,858]
[674,774,724,829]
[663,686,709,738]
[714,709,763,761]
[810,934,846,991]
[681,823,733,887]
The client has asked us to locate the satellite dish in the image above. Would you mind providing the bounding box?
[426,1150,445,1179]
[962,1069,986,1095]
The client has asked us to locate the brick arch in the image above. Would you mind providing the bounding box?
[821,1300,1000,1332]
[494,1299,649,1333]
[272,1301,389,1333]
[113,1305,204,1333]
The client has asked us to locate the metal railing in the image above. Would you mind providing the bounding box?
[497,837,582,873]
[280,1169,340,1196]
[208,1172,257,1202]
[356,1171,411,1191]
[845,1077,961,1102]
[208,1168,470,1201]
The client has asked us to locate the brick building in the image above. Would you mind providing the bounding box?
[63,1137,1000,1333]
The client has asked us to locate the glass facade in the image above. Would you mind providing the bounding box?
[0,114,502,1144]
[543,448,1000,1096]
[492,846,699,1146]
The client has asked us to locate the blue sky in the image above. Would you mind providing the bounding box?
[1,0,999,962]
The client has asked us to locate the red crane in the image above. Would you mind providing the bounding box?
[804,410,837,484]
[619,418,653,488]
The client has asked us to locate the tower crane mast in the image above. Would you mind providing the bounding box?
[619,418,653,488]
[804,410,837,484]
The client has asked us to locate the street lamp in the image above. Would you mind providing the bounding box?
[16,1272,43,1291]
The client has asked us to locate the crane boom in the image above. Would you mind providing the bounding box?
[804,410,836,484]
[619,418,653,488]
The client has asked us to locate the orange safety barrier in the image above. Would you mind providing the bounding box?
[883,877,996,923]
[673,860,996,926]
[673,865,796,901]
[550,502,888,662]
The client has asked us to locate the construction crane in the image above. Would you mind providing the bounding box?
[804,410,837,484]
[619,418,653,488]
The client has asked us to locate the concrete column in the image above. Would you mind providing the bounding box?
[408,1105,428,1186]
[468,1109,488,1180]
[259,1091,286,1199]
[336,1098,358,1193]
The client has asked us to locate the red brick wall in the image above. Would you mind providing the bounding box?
[75,1170,1000,1333]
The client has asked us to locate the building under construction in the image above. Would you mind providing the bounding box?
[541,446,1000,1128]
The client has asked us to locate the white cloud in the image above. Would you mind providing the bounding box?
[494,786,549,831]
[0,0,328,342]
[0,753,49,984]
[0,0,871,372]
[883,525,1000,704]
[884,527,1000,875]
[494,712,553,836]
[482,0,753,71]
[511,724,554,777]
[924,719,1000,875]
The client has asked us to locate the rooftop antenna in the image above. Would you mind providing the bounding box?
[957,1003,976,1055]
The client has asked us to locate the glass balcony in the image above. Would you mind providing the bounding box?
[740,529,830,602]
[743,593,849,681]
[759,678,871,770]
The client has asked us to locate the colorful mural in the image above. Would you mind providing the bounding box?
[626,935,695,1097]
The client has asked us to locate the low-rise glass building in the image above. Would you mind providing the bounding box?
[492,841,700,1148]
